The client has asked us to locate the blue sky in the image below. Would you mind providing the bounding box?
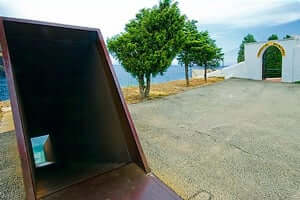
[1,0,300,65]
[205,19,300,65]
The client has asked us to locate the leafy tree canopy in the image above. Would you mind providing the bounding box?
[237,34,256,63]
[268,34,279,40]
[177,19,203,86]
[194,31,223,66]
[177,19,223,84]
[177,20,199,68]
[193,31,224,81]
[107,0,185,98]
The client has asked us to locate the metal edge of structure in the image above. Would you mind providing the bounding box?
[0,16,151,199]
[0,17,37,199]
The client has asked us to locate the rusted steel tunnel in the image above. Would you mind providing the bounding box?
[0,17,181,200]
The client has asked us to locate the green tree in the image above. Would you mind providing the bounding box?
[268,34,279,40]
[263,34,282,77]
[177,19,202,86]
[107,0,185,99]
[283,34,292,39]
[237,34,256,63]
[194,31,224,82]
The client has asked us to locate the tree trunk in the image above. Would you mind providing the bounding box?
[145,74,151,98]
[204,65,207,82]
[185,63,189,87]
[138,75,145,99]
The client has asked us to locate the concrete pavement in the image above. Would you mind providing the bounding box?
[129,79,300,199]
[1,79,300,199]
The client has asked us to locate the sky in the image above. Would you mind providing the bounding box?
[1,0,300,65]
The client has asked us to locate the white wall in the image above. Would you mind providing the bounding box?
[192,39,300,82]
[293,45,300,82]
[245,39,298,82]
[192,62,246,80]
[244,42,263,80]
[281,40,296,82]
[221,62,247,79]
[192,69,215,78]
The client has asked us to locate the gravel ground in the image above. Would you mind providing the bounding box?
[129,79,300,200]
[0,131,25,200]
[1,79,300,200]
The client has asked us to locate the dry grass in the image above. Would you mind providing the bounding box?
[122,77,224,104]
[0,78,224,118]
[0,100,11,108]
[0,100,11,119]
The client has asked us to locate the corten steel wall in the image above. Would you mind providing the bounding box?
[0,17,152,200]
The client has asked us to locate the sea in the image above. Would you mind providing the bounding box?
[0,76,9,101]
[0,65,194,101]
[0,64,213,101]
[0,64,216,160]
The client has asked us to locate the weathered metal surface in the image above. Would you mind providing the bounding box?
[0,17,181,200]
[42,163,181,200]
[0,18,36,200]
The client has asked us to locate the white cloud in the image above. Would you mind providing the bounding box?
[0,0,299,38]
[0,0,158,38]
[179,0,300,27]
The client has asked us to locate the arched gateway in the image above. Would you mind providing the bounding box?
[259,42,284,80]
[242,37,300,82]
[202,36,300,82]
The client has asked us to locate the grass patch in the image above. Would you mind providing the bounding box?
[0,100,11,119]
[122,77,224,104]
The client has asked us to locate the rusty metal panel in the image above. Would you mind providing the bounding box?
[42,163,181,200]
[0,17,181,200]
